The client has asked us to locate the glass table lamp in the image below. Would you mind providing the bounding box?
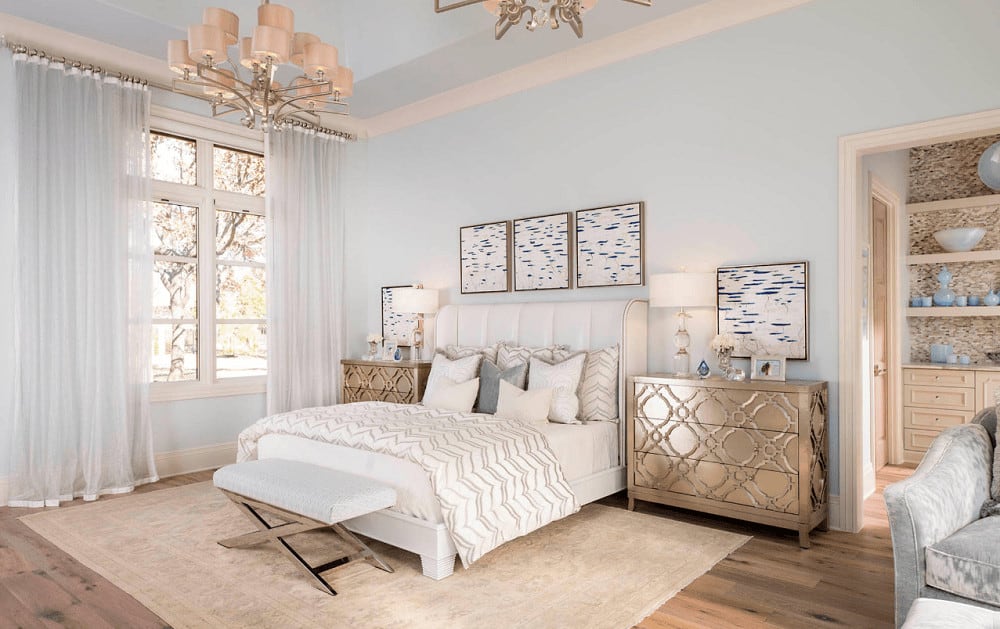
[649,271,717,376]
[393,285,440,360]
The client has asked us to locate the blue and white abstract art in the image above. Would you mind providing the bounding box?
[717,262,809,360]
[576,202,644,287]
[460,221,510,294]
[513,213,571,291]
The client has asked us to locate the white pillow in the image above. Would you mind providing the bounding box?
[528,353,586,424]
[496,343,570,370]
[422,377,480,413]
[578,345,620,422]
[442,343,501,366]
[495,380,552,426]
[423,353,482,403]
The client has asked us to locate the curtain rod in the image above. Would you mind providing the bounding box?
[2,36,359,142]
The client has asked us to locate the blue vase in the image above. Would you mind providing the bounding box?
[986,290,1000,307]
[697,360,711,378]
[933,266,955,306]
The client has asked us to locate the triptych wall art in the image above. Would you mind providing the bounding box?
[460,202,644,293]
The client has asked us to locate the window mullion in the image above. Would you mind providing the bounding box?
[198,137,216,385]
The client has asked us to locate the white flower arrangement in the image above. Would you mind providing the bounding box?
[710,332,737,353]
[366,333,383,344]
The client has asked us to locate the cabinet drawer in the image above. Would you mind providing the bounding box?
[903,385,975,411]
[903,369,975,388]
[903,428,941,452]
[632,452,799,515]
[634,382,799,433]
[903,407,974,430]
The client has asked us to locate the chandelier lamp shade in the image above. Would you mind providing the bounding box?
[166,1,354,131]
[435,0,651,40]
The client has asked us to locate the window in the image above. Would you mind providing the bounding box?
[150,116,266,400]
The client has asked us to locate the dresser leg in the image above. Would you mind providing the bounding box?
[798,527,811,549]
[627,496,635,511]
[818,517,829,532]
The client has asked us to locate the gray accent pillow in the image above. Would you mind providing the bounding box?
[477,359,528,415]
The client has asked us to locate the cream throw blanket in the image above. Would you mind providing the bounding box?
[237,401,580,566]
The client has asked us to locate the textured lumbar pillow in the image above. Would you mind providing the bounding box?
[528,353,587,424]
[495,380,552,425]
[477,359,529,414]
[423,353,482,403]
[578,344,620,422]
[496,343,571,370]
[442,343,502,366]
[422,377,480,413]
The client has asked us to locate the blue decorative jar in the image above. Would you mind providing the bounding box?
[933,266,955,306]
[697,360,711,378]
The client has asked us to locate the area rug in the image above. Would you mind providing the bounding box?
[20,482,748,629]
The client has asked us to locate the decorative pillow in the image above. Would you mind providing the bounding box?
[497,343,571,370]
[528,353,587,424]
[442,343,501,366]
[495,380,552,426]
[422,377,480,413]
[477,360,529,414]
[578,345,620,422]
[423,353,482,403]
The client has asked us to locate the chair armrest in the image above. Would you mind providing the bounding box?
[884,424,993,627]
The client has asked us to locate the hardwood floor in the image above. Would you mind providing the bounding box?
[0,466,912,628]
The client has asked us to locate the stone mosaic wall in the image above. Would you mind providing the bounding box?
[908,134,1000,203]
[909,261,1000,299]
[909,204,1000,255]
[909,317,1000,365]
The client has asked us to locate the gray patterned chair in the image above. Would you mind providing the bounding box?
[885,408,1000,627]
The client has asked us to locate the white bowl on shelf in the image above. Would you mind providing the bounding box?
[934,227,986,252]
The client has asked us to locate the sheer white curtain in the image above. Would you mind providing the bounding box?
[266,127,346,414]
[4,49,157,507]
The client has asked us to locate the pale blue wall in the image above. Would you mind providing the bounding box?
[356,0,1000,496]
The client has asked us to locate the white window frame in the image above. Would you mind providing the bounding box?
[150,106,267,402]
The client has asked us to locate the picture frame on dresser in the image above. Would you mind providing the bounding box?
[459,220,511,294]
[512,212,573,291]
[750,355,786,381]
[575,202,645,288]
[381,285,418,347]
[717,261,809,360]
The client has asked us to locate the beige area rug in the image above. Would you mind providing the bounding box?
[21,482,748,629]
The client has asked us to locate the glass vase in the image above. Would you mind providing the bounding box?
[717,348,732,378]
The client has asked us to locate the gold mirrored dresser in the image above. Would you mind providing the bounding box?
[341,359,431,404]
[628,375,829,548]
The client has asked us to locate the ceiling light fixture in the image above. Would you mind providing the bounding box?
[435,0,651,40]
[167,1,353,131]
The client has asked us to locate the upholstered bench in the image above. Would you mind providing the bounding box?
[903,598,1000,628]
[213,458,397,596]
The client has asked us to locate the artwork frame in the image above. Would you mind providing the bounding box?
[575,202,645,288]
[750,355,787,381]
[381,285,418,348]
[512,212,573,292]
[717,261,809,360]
[459,220,511,294]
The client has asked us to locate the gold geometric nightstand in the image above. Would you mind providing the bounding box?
[341,359,432,405]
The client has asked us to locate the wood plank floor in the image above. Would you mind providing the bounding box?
[0,466,911,628]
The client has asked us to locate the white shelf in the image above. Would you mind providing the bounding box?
[907,250,1000,265]
[907,194,1000,214]
[907,306,1000,317]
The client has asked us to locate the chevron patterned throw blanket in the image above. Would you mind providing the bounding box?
[236,401,580,567]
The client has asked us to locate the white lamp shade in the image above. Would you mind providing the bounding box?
[252,24,291,63]
[394,287,440,314]
[188,24,226,61]
[258,2,295,35]
[238,37,256,68]
[167,39,197,74]
[290,32,320,67]
[304,42,338,77]
[649,272,717,309]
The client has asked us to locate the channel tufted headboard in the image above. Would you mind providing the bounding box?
[434,299,648,464]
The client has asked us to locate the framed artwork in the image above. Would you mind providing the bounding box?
[717,261,809,360]
[513,212,572,291]
[575,202,644,288]
[750,355,787,381]
[460,221,511,294]
[381,285,417,347]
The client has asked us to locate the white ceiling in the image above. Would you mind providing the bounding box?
[0,0,711,117]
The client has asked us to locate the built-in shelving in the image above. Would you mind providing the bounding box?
[907,250,1000,265]
[906,306,1000,317]
[907,193,1000,214]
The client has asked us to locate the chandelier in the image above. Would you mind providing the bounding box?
[435,0,651,40]
[166,1,352,131]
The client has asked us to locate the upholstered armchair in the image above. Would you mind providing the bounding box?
[884,409,1000,627]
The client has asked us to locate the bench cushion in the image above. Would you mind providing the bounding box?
[213,459,396,525]
[926,516,1000,607]
[903,598,1000,628]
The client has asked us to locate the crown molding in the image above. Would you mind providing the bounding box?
[364,0,813,138]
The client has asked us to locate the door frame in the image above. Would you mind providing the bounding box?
[838,107,1000,533]
[868,175,903,470]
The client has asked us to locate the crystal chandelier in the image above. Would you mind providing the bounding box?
[435,0,651,40]
[167,1,353,131]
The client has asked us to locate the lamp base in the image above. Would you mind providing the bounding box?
[673,349,691,377]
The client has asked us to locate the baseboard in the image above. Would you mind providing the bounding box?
[0,476,7,506]
[154,442,237,478]
[863,464,876,500]
[827,494,843,531]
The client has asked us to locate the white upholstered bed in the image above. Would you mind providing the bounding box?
[256,299,648,579]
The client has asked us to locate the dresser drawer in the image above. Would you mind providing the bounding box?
[903,385,975,411]
[903,428,941,452]
[903,407,975,431]
[634,382,799,434]
[633,452,799,515]
[633,418,798,473]
[903,368,975,388]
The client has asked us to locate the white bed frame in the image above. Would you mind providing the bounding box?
[302,299,646,579]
